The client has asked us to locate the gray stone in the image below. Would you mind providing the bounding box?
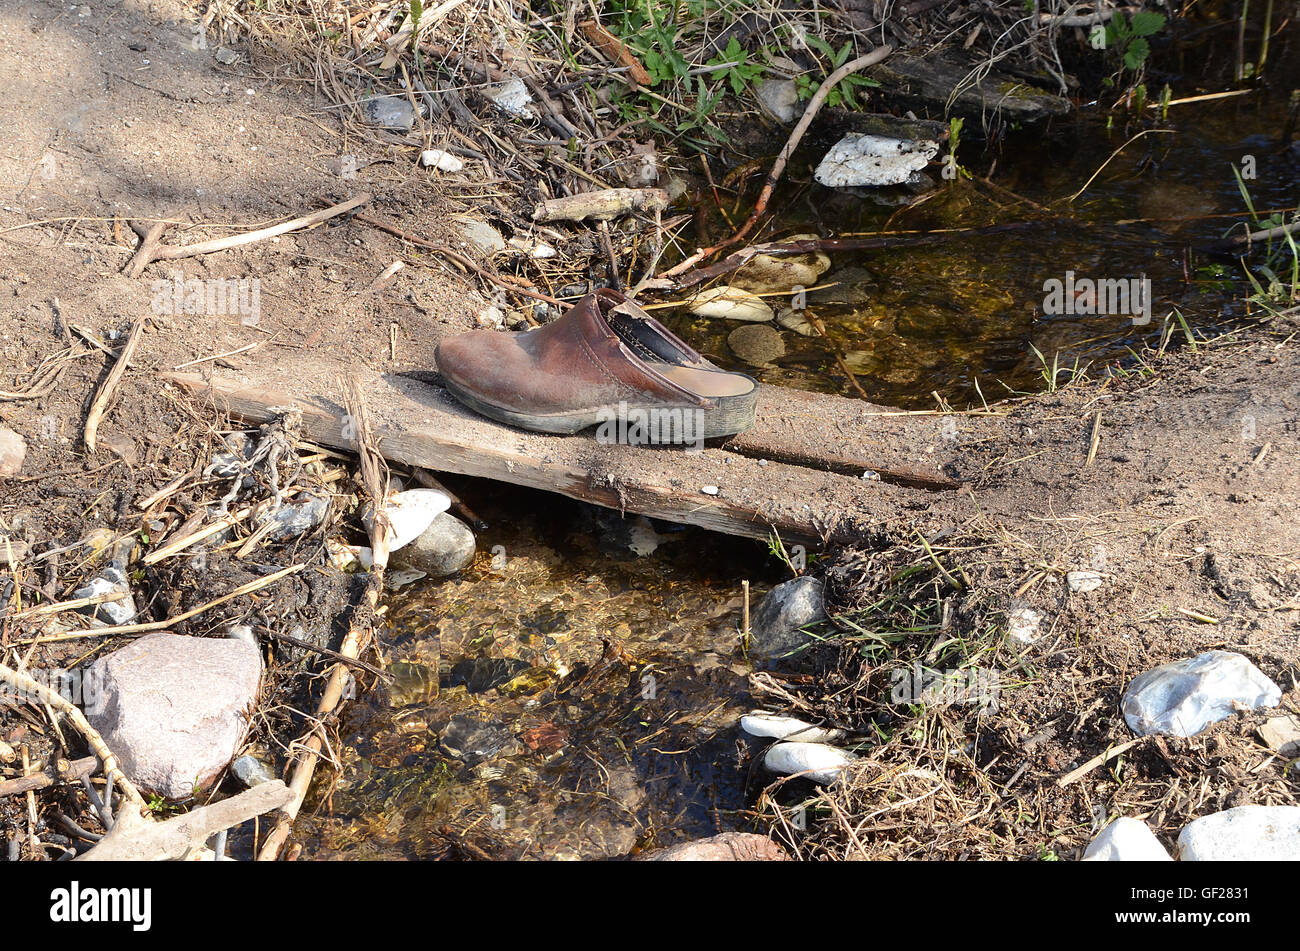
[230,754,276,788]
[749,576,827,659]
[1259,715,1300,757]
[0,424,26,478]
[439,712,517,765]
[728,324,785,367]
[391,512,475,577]
[258,493,329,542]
[85,633,262,799]
[72,566,137,625]
[1122,650,1281,738]
[1066,569,1104,592]
[362,95,416,132]
[1177,805,1300,860]
[755,79,799,123]
[457,219,506,253]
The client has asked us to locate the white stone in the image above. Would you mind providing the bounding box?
[814,133,940,188]
[457,219,505,253]
[763,741,855,784]
[419,148,464,172]
[776,308,816,336]
[364,488,451,553]
[85,633,262,799]
[487,78,535,119]
[508,237,556,259]
[686,286,774,322]
[1007,606,1044,645]
[700,485,719,496]
[0,423,26,477]
[1177,805,1300,860]
[1067,569,1104,592]
[741,713,843,743]
[1082,818,1173,861]
[1122,650,1281,738]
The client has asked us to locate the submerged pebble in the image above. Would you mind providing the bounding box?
[391,511,476,577]
[728,324,786,366]
[686,286,774,322]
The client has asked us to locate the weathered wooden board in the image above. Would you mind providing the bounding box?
[163,362,970,544]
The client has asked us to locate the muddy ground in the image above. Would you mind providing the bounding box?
[1,0,1297,859]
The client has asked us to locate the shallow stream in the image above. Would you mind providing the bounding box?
[299,92,1296,858]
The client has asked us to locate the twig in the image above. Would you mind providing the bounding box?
[1066,130,1175,203]
[83,316,149,453]
[1084,411,1102,467]
[662,45,893,278]
[0,663,146,809]
[1056,738,1141,786]
[258,376,390,860]
[125,193,371,278]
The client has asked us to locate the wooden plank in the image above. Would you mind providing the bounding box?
[162,363,938,545]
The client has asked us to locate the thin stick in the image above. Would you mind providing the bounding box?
[1085,411,1102,467]
[258,376,390,860]
[0,663,146,809]
[125,193,371,278]
[662,45,894,278]
[1066,130,1175,203]
[11,564,307,643]
[1056,738,1140,787]
[84,316,149,453]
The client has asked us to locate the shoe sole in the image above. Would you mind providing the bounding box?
[442,378,757,443]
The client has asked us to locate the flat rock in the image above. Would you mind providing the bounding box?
[85,633,262,799]
[731,234,831,293]
[1122,650,1281,737]
[728,324,786,366]
[1082,817,1173,861]
[1259,715,1300,757]
[638,831,789,861]
[1177,805,1300,860]
[869,53,1070,123]
[456,219,506,254]
[814,133,939,188]
[1007,605,1044,645]
[685,286,774,322]
[0,424,26,478]
[392,511,476,577]
[749,576,826,659]
[361,95,415,132]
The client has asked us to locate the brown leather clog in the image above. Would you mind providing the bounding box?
[435,289,758,442]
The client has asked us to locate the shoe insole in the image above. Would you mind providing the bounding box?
[658,364,756,398]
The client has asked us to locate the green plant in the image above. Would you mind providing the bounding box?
[795,36,880,109]
[1103,11,1166,73]
[705,35,765,95]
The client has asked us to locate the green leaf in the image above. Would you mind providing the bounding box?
[409,0,422,26]
[1129,12,1165,37]
[1123,36,1150,71]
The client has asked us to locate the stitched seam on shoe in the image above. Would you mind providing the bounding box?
[576,333,643,399]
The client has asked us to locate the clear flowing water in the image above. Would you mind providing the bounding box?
[298,92,1297,858]
[664,100,1296,408]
